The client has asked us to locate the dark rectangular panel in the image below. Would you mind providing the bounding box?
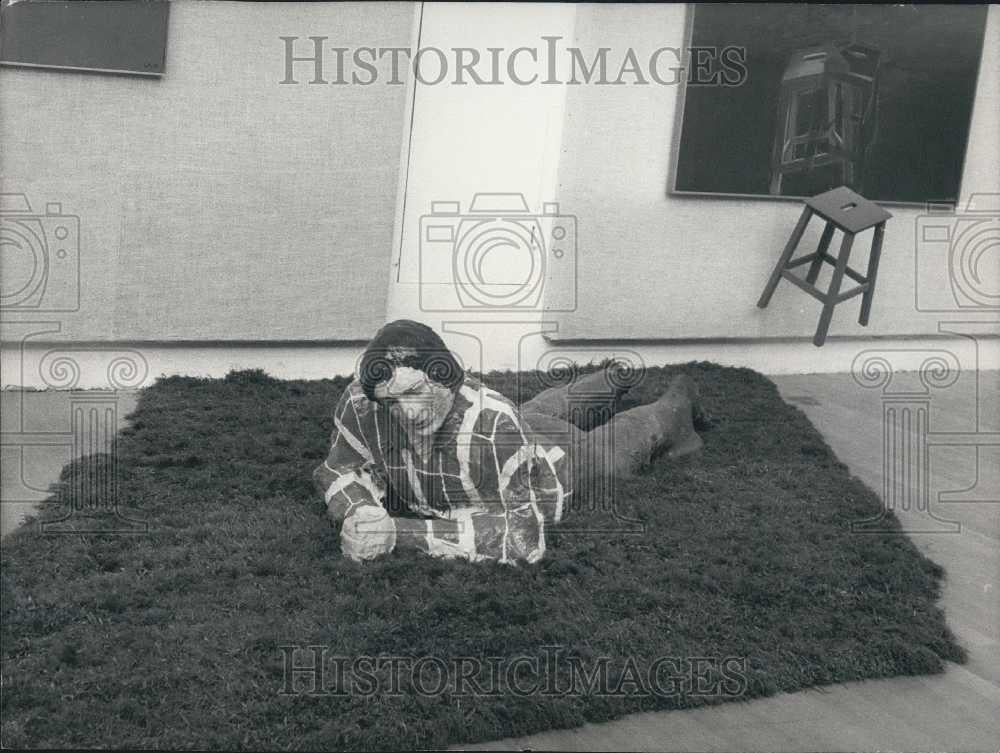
[0,0,169,76]
[670,4,988,205]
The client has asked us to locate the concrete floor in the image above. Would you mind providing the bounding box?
[1,374,997,750]
[466,370,1000,751]
[0,388,140,537]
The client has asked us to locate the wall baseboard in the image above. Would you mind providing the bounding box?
[2,334,996,389]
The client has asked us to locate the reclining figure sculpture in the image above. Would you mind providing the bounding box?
[313,320,703,564]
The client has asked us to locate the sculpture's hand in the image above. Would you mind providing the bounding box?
[340,505,397,562]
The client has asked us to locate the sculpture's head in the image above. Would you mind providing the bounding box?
[358,319,463,439]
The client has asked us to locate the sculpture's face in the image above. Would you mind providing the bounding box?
[373,366,454,440]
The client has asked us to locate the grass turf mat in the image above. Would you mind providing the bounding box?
[1,363,965,750]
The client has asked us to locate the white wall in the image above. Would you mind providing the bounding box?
[3,2,997,388]
[386,1,577,377]
[553,3,1000,342]
[0,1,414,343]
[388,2,999,380]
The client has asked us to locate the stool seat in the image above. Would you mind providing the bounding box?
[757,186,892,346]
[805,186,892,234]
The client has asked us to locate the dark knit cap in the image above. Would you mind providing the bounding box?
[358,319,465,401]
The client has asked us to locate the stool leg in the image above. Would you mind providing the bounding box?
[805,222,836,285]
[859,222,885,327]
[814,231,855,347]
[757,207,812,309]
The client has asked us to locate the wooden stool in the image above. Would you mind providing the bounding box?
[757,186,892,346]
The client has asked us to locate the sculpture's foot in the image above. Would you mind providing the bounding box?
[571,365,634,401]
[656,374,704,460]
[563,364,637,430]
[667,430,704,459]
[692,398,715,431]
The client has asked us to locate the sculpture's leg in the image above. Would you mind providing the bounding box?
[577,374,703,482]
[521,365,633,430]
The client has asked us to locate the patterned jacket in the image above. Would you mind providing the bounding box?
[313,375,571,563]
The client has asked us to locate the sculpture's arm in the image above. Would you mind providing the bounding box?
[312,383,387,523]
[391,503,545,564]
[389,435,567,565]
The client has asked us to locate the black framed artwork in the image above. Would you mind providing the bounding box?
[670,4,989,205]
[0,0,169,77]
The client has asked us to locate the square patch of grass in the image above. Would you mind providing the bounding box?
[0,364,964,750]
